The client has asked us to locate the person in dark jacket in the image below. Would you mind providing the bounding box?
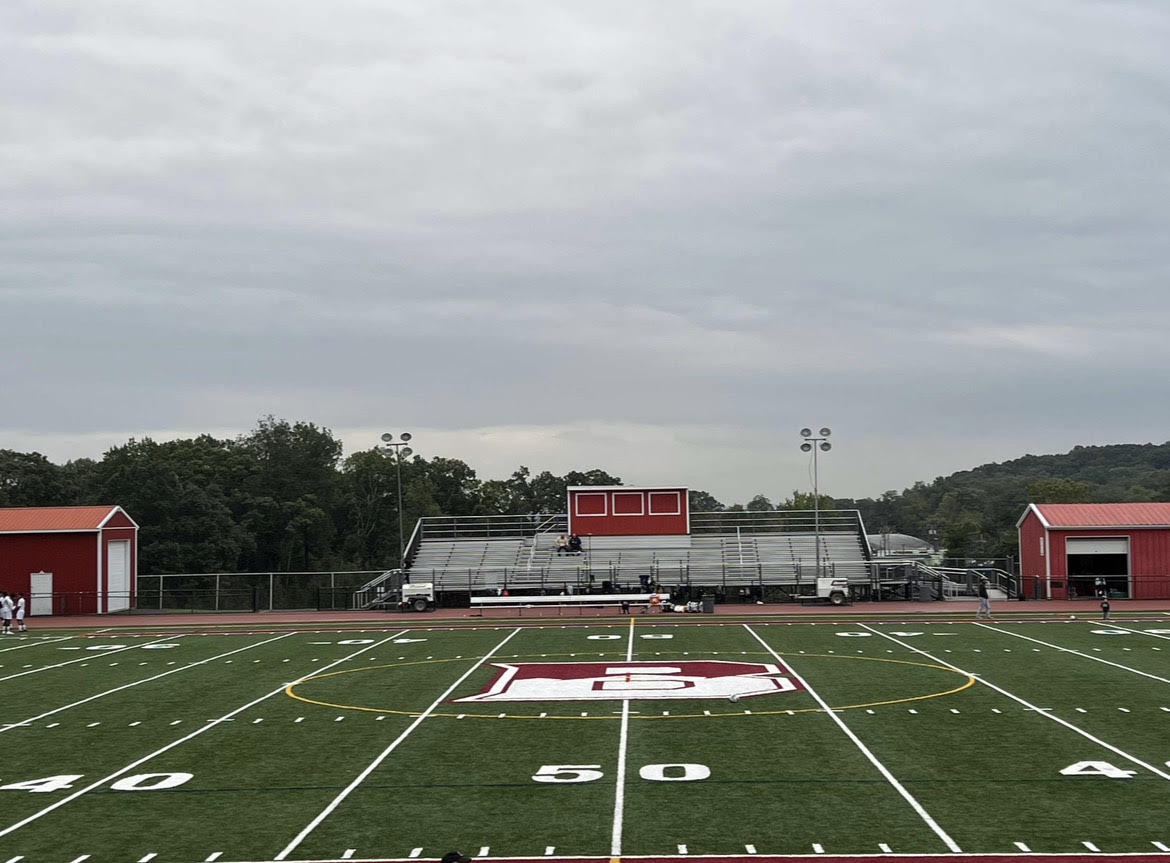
[975,577,993,620]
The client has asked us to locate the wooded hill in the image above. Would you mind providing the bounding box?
[2,417,1166,573]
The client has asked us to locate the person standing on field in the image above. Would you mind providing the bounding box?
[1100,595,1111,621]
[0,592,12,635]
[15,594,26,632]
[975,577,993,620]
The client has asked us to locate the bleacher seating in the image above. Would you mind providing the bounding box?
[403,510,876,593]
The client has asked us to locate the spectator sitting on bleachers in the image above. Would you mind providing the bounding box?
[568,534,583,554]
[555,534,569,555]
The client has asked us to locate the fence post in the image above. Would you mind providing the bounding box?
[268,573,274,611]
[215,574,220,612]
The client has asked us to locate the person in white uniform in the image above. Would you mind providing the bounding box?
[0,592,13,635]
[15,593,26,633]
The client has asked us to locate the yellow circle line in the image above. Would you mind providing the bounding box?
[285,651,974,720]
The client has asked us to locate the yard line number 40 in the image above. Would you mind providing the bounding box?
[0,773,192,793]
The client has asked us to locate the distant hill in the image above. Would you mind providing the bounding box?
[838,442,1170,560]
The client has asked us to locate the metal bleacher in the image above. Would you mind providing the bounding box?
[404,509,879,595]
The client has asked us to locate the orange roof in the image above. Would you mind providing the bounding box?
[1028,503,1170,528]
[0,506,131,533]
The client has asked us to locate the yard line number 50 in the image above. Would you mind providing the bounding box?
[533,763,710,783]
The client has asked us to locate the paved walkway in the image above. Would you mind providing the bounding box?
[23,597,1170,631]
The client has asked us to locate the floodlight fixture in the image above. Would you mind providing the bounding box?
[381,431,419,567]
[798,426,835,578]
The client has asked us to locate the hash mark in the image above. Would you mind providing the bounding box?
[879,843,892,853]
[1152,841,1170,852]
[46,723,59,728]
[477,847,489,858]
[745,845,757,854]
[170,720,182,726]
[253,718,264,724]
[68,856,90,863]
[545,847,555,856]
[138,856,157,863]
[86,722,100,728]
[334,716,345,722]
[1014,842,1031,852]
[409,849,423,858]
[1082,841,1100,852]
[908,709,918,714]
[205,853,223,862]
[6,856,25,863]
[129,721,141,727]
[376,715,386,721]
[812,843,825,853]
[341,851,354,860]
[677,845,688,854]
[1118,707,1131,712]
[1076,708,1087,713]
[295,717,304,723]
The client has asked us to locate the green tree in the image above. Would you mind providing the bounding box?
[1026,478,1092,503]
[0,450,71,506]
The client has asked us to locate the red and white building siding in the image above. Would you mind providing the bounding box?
[1017,502,1170,600]
[567,486,690,537]
[0,506,139,614]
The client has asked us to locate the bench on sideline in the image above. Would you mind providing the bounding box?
[470,592,669,617]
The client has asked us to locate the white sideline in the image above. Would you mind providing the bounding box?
[973,622,1170,684]
[0,632,295,734]
[0,636,74,653]
[274,627,523,861]
[0,630,412,840]
[743,624,962,853]
[610,617,636,857]
[858,623,1170,782]
[0,634,185,683]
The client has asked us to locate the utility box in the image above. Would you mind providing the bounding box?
[701,593,715,614]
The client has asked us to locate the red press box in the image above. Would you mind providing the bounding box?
[567,486,689,537]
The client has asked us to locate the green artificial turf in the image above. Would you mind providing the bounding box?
[0,617,1169,861]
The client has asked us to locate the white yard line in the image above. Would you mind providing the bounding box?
[274,627,522,861]
[0,632,295,734]
[0,635,183,683]
[973,623,1170,684]
[610,617,636,857]
[0,636,74,653]
[1093,622,1170,642]
[859,623,1170,782]
[744,625,962,853]
[0,630,411,840]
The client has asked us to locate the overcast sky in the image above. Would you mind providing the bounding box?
[3,0,1169,505]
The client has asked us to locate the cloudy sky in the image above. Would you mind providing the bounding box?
[3,0,1169,505]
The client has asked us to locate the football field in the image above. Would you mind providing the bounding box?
[4,613,1170,863]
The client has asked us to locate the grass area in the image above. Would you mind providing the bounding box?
[2,615,1170,861]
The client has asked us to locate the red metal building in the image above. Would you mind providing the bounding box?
[567,486,690,537]
[1017,503,1170,600]
[0,506,139,615]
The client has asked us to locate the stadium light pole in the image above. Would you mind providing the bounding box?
[799,427,832,577]
[381,432,414,567]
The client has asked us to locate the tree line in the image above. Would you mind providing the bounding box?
[2,417,1168,573]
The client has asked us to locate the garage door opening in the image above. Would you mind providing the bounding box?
[1066,537,1129,599]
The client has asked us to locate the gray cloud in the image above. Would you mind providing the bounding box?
[3,0,1170,502]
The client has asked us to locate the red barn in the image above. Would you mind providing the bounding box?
[1017,503,1170,600]
[0,506,139,615]
[567,486,689,537]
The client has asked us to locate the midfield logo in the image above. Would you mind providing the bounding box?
[455,660,801,702]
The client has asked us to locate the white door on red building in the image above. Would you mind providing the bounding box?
[107,540,130,612]
[30,571,53,616]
